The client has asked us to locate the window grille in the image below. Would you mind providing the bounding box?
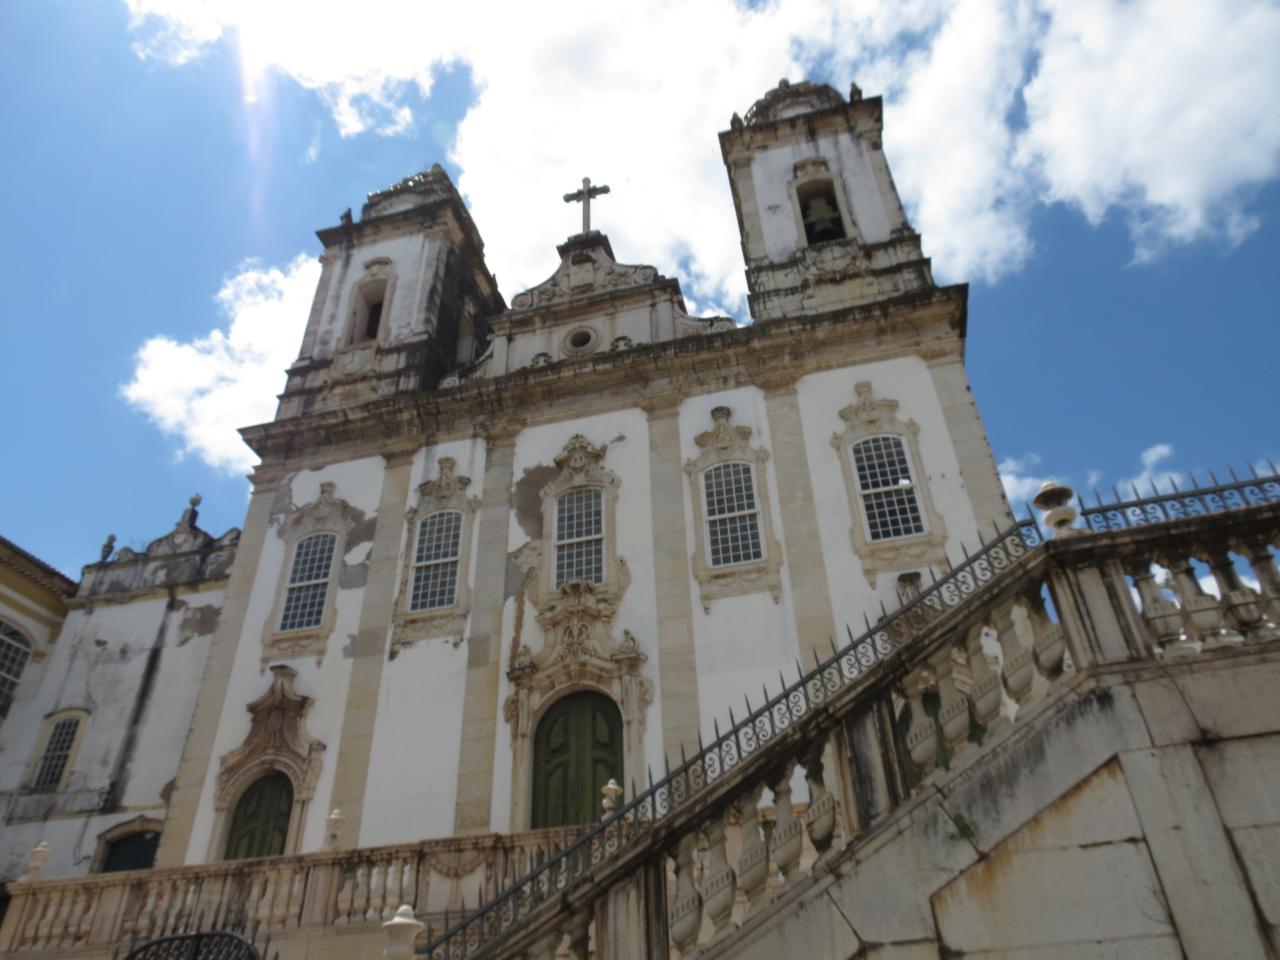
[555,488,603,587]
[33,716,80,791]
[852,435,925,541]
[0,623,31,721]
[704,462,763,566]
[279,533,336,631]
[410,510,462,611]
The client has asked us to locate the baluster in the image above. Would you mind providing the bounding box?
[1242,537,1280,621]
[366,860,385,923]
[965,624,1005,736]
[352,863,370,924]
[801,739,837,856]
[55,888,79,945]
[20,890,45,947]
[566,911,592,960]
[35,890,60,946]
[335,867,355,924]
[383,857,402,921]
[903,668,939,778]
[287,866,305,927]
[735,782,768,915]
[74,889,96,944]
[768,760,802,884]
[1166,556,1237,648]
[667,832,702,958]
[991,601,1035,706]
[1024,585,1067,677]
[701,807,737,943]
[1205,542,1279,642]
[1130,560,1187,654]
[934,646,971,758]
[271,868,290,927]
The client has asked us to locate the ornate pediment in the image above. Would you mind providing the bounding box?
[279,482,360,540]
[689,406,757,466]
[145,495,215,556]
[215,666,325,810]
[838,381,912,435]
[510,234,661,311]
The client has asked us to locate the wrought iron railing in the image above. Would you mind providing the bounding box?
[422,516,1045,956]
[1080,464,1280,533]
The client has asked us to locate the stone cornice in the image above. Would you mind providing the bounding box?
[241,284,968,467]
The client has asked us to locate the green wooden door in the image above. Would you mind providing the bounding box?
[225,772,293,860]
[531,692,623,828]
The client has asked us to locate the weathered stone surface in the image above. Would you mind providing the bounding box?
[1163,658,1280,740]
[728,888,860,960]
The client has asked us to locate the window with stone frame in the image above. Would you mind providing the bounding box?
[702,461,764,567]
[684,406,782,611]
[852,435,925,541]
[555,487,605,587]
[279,532,337,632]
[410,510,463,610]
[0,621,31,722]
[30,710,87,792]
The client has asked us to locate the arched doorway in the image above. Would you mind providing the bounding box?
[531,691,623,828]
[225,772,292,860]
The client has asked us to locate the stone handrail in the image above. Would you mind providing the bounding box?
[423,473,1280,958]
[0,828,583,956]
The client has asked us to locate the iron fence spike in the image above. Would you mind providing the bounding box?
[712,718,719,738]
[1150,478,1160,497]
[1249,462,1259,478]
[699,728,705,750]
[1093,488,1104,506]
[976,525,987,545]
[728,705,736,727]
[744,693,752,714]
[648,765,654,788]
[863,612,873,629]
[779,670,787,692]
[664,752,671,776]
[1229,464,1240,482]
[879,599,887,617]
[762,682,770,703]
[961,540,971,559]
[1268,457,1278,476]
[1170,475,1181,492]
[795,659,803,682]
[929,566,938,584]
[631,776,638,800]
[680,742,687,765]
[1112,484,1123,503]
[1190,471,1200,489]
[1210,467,1221,485]
[829,635,839,657]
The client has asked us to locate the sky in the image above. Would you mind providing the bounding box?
[1,0,1278,579]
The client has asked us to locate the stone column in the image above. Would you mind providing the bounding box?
[452,430,517,833]
[924,347,1011,532]
[762,379,836,662]
[326,447,416,848]
[154,466,283,867]
[646,398,701,757]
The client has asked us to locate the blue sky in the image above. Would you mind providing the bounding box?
[1,0,1277,578]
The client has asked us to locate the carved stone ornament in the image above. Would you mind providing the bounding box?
[261,481,362,667]
[684,407,783,612]
[502,434,650,828]
[831,381,947,582]
[510,239,659,311]
[391,458,481,658]
[215,665,326,812]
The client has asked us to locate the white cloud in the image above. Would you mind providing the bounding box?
[1119,442,1183,498]
[121,255,320,474]
[120,0,1280,307]
[998,452,1057,507]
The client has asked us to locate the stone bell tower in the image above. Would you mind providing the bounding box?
[720,79,935,323]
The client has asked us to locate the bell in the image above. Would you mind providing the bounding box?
[803,196,843,243]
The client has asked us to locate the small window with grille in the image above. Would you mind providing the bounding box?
[279,533,337,632]
[410,511,462,611]
[703,461,764,567]
[0,622,31,722]
[852,436,925,541]
[33,715,81,791]
[555,487,604,588]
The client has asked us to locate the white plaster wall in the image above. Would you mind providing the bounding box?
[359,438,486,846]
[795,357,983,632]
[489,409,662,831]
[501,300,671,373]
[678,389,803,747]
[0,810,165,882]
[750,131,893,262]
[184,456,386,864]
[312,235,440,358]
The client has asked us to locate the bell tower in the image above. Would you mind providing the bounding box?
[719,80,935,323]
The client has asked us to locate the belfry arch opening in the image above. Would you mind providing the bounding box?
[797,178,846,245]
[530,691,623,829]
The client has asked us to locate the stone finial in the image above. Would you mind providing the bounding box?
[382,905,424,959]
[17,841,50,883]
[325,808,346,850]
[601,778,623,816]
[100,534,116,562]
[179,494,202,529]
[1033,480,1079,538]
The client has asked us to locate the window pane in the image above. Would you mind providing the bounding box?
[34,717,79,790]
[416,512,461,564]
[704,462,757,518]
[280,581,328,631]
[556,538,603,587]
[852,436,913,492]
[556,488,602,542]
[411,560,459,610]
[863,487,925,541]
[0,624,31,721]
[289,533,336,585]
[708,513,763,566]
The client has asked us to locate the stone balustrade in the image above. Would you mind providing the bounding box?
[0,828,584,957]
[419,479,1280,959]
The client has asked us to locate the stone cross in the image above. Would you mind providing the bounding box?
[563,176,610,234]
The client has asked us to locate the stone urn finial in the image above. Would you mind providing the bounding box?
[382,905,424,959]
[325,808,346,850]
[17,841,50,883]
[601,778,623,816]
[1033,480,1079,538]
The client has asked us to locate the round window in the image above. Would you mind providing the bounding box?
[561,327,599,357]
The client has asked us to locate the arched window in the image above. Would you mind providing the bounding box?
[410,510,462,611]
[852,435,925,541]
[531,692,623,829]
[555,487,604,588]
[0,621,32,722]
[225,772,293,861]
[279,532,337,632]
[702,461,763,567]
[30,710,87,792]
[102,831,159,873]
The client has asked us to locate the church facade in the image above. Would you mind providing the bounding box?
[10,80,1277,960]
